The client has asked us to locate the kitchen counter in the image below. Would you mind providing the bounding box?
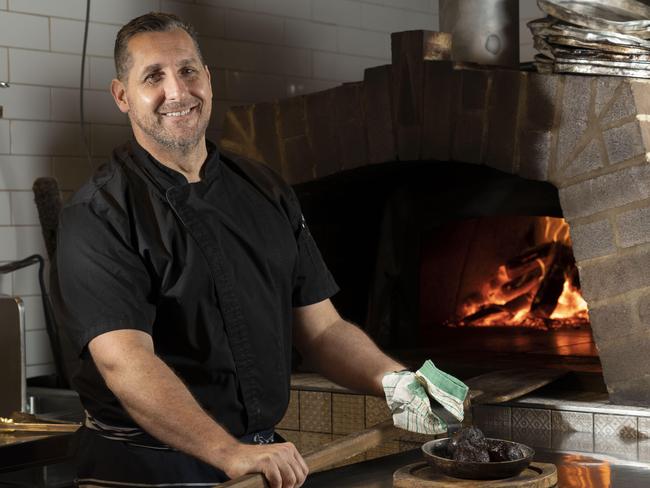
[306,447,650,487]
[0,431,76,474]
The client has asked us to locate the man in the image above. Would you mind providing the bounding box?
[54,12,407,488]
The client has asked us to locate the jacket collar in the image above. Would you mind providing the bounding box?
[118,138,222,194]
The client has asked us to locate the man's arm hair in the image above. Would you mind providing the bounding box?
[89,329,238,464]
[89,329,309,487]
[292,299,405,397]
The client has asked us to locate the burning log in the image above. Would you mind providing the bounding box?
[530,243,574,319]
[501,266,542,296]
[505,242,554,272]
[503,292,533,314]
[461,305,509,325]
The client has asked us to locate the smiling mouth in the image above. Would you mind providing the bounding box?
[161,106,197,117]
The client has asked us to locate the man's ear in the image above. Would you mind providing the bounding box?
[110,78,129,113]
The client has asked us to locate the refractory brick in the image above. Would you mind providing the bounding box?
[595,77,624,119]
[578,246,650,302]
[602,121,645,165]
[422,60,457,161]
[557,75,592,168]
[599,80,637,127]
[569,218,616,261]
[560,138,604,180]
[524,72,560,130]
[598,331,650,384]
[636,291,650,328]
[252,102,282,173]
[452,69,490,165]
[608,375,650,406]
[558,164,650,220]
[630,79,650,114]
[486,69,522,174]
[617,205,650,248]
[334,82,368,169]
[277,96,307,140]
[518,129,551,182]
[305,88,341,178]
[588,298,637,344]
[364,65,396,164]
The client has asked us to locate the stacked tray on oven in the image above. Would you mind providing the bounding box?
[529,0,650,78]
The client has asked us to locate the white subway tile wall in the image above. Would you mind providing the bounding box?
[0,190,9,224]
[9,191,39,225]
[12,260,42,295]
[50,19,120,57]
[0,84,50,120]
[0,269,12,294]
[0,0,543,377]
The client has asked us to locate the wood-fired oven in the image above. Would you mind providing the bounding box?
[220,29,650,406]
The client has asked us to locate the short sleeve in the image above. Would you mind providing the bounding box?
[287,187,339,307]
[53,200,156,356]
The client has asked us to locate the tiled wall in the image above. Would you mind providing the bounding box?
[282,379,650,465]
[0,0,543,377]
[276,386,436,466]
[474,402,650,462]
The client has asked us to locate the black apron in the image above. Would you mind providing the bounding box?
[74,423,283,487]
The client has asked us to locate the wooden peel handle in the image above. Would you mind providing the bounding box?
[218,419,396,488]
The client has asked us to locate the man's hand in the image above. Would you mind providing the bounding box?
[222,441,308,488]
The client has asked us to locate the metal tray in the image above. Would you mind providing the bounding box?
[421,437,534,480]
[538,0,650,38]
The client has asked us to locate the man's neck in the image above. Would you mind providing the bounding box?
[137,137,208,183]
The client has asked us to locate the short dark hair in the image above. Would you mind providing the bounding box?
[114,12,203,81]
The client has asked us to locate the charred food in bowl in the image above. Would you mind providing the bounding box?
[447,426,525,462]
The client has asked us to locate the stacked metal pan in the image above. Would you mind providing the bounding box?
[529,0,650,78]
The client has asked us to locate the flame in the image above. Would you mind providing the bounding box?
[451,217,590,329]
[550,279,589,320]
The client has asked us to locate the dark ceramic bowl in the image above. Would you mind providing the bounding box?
[421,437,534,480]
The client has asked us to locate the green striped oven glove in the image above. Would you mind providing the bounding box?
[382,360,469,434]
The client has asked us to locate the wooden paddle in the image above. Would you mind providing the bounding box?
[219,368,566,488]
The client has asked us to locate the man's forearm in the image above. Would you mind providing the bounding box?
[91,330,309,486]
[299,319,405,396]
[101,349,236,469]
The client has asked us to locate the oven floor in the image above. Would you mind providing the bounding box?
[427,326,596,355]
[391,327,602,379]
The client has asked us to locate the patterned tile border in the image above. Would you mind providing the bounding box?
[280,380,650,463]
[551,410,594,433]
[513,408,551,431]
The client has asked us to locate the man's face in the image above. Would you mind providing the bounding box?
[111,29,212,153]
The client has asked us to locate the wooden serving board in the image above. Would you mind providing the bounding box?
[393,462,557,488]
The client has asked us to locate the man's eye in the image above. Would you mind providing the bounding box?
[144,73,162,84]
[182,68,196,75]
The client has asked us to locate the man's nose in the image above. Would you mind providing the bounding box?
[163,73,188,100]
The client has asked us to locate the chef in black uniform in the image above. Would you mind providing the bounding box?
[53,12,406,488]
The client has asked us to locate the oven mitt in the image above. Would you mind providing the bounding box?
[382,360,469,435]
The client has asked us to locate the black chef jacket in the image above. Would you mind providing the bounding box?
[53,139,338,441]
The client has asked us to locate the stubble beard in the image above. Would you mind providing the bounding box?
[130,104,210,154]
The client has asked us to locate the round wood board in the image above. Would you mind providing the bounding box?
[393,462,557,488]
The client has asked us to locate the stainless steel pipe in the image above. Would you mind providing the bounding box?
[439,0,520,67]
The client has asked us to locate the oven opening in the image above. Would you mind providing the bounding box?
[295,160,601,378]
